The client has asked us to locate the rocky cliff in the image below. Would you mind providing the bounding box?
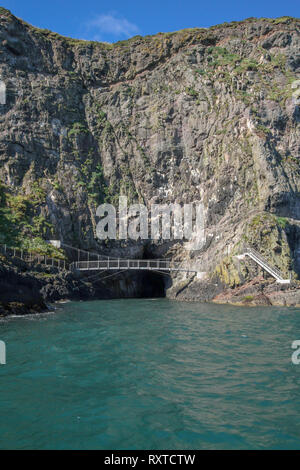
[0,7,300,304]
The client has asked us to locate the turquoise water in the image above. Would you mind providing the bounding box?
[0,299,300,449]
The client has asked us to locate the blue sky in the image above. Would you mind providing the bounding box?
[1,0,299,43]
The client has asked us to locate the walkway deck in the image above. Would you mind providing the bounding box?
[69,259,198,273]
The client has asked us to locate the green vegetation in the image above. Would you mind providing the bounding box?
[2,6,297,56]
[207,46,240,67]
[28,23,113,49]
[0,183,64,258]
[52,178,63,192]
[266,78,295,104]
[102,181,120,206]
[276,216,288,229]
[30,181,46,203]
[87,164,105,203]
[94,107,114,135]
[243,213,290,249]
[185,87,199,98]
[76,158,107,204]
[283,154,299,167]
[195,69,206,76]
[269,53,286,69]
[120,178,139,203]
[97,110,107,124]
[242,295,254,302]
[0,7,11,17]
[20,237,66,259]
[211,16,298,30]
[255,124,271,136]
[205,47,261,78]
[272,17,294,24]
[236,90,253,105]
[68,122,88,139]
[234,58,258,74]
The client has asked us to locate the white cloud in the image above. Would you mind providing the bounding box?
[87,13,139,39]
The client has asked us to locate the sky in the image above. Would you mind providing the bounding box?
[1,0,299,43]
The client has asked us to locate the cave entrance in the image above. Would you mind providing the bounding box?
[139,246,172,298]
[139,270,169,298]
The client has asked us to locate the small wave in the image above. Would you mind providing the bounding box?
[0,310,57,322]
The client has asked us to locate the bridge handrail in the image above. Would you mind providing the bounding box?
[0,243,196,274]
[69,259,197,273]
[70,259,171,269]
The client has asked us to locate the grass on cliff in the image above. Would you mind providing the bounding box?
[2,5,298,52]
[0,183,65,258]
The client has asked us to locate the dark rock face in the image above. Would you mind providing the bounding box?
[0,262,47,315]
[0,255,167,316]
[0,8,300,305]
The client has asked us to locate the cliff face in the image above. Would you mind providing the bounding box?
[0,7,300,299]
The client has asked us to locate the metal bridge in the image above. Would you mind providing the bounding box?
[0,241,291,283]
[69,259,198,273]
[0,243,199,277]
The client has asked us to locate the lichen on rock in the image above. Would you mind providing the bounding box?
[0,8,300,305]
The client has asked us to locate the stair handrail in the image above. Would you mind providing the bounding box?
[244,245,284,280]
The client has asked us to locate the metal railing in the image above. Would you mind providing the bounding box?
[244,245,287,282]
[70,259,198,273]
[0,244,68,270]
[1,243,198,275]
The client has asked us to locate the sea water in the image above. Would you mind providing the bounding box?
[0,299,300,449]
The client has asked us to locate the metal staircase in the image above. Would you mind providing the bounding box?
[238,246,290,284]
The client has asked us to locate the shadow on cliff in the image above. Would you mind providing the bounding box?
[265,191,300,219]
